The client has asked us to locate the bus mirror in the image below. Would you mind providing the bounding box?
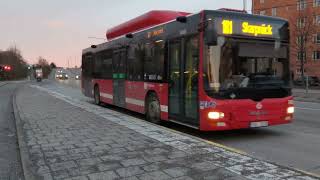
[91,45,97,48]
[204,31,217,46]
[176,16,187,23]
[126,33,134,38]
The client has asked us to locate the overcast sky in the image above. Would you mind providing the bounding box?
[0,0,252,67]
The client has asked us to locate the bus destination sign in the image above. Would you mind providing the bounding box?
[242,22,273,36]
[219,19,275,37]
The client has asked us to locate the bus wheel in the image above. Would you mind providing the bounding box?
[146,93,161,124]
[94,86,100,105]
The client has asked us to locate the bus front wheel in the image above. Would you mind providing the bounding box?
[146,93,161,124]
[94,85,101,105]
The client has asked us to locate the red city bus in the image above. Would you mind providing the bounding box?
[82,10,293,131]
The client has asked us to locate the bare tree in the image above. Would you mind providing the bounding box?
[290,4,316,80]
[0,46,28,80]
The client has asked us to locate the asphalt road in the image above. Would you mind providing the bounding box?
[202,101,320,175]
[0,82,24,179]
[54,68,81,88]
[49,78,320,176]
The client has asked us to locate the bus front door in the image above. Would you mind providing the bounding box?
[112,49,126,108]
[168,36,199,126]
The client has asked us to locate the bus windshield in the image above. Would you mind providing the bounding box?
[203,38,291,100]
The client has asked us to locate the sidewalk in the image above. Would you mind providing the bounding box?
[293,88,320,103]
[14,85,319,180]
[0,82,7,87]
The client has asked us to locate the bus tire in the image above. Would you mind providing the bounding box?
[94,85,101,105]
[146,93,161,124]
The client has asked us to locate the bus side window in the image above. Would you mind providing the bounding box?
[127,45,136,80]
[101,50,113,79]
[83,54,93,78]
[144,40,165,81]
[134,43,144,81]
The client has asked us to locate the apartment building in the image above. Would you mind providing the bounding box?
[252,0,320,79]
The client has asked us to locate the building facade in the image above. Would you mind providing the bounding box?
[252,0,320,79]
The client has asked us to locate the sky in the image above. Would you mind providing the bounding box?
[0,0,252,67]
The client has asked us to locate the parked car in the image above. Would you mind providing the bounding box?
[294,76,320,86]
[310,76,320,86]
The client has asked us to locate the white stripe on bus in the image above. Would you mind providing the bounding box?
[126,98,145,107]
[160,105,168,113]
[125,98,168,113]
[100,93,113,99]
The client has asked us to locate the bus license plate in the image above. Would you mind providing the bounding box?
[250,121,268,128]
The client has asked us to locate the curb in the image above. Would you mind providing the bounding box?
[0,82,8,87]
[12,85,40,180]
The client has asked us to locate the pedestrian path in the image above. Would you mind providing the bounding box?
[14,84,320,180]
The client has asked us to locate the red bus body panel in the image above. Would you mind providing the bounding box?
[93,80,169,120]
[92,77,293,131]
[106,10,190,40]
[198,95,293,131]
[93,79,113,104]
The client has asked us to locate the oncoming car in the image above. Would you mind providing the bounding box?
[56,73,68,80]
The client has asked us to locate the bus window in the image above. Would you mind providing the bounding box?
[133,44,144,80]
[93,54,103,78]
[82,54,93,77]
[203,38,290,100]
[101,50,113,79]
[144,40,165,81]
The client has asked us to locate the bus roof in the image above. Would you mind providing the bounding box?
[83,10,288,54]
[106,10,190,41]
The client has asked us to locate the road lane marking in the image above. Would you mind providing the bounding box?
[293,168,320,178]
[295,107,320,111]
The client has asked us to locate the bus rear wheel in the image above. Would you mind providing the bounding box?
[94,86,101,105]
[146,93,161,124]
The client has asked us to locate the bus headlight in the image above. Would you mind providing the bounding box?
[287,107,294,114]
[208,112,225,120]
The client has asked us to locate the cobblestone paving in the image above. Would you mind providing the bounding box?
[15,84,319,180]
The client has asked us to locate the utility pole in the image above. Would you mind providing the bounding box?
[243,0,247,11]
